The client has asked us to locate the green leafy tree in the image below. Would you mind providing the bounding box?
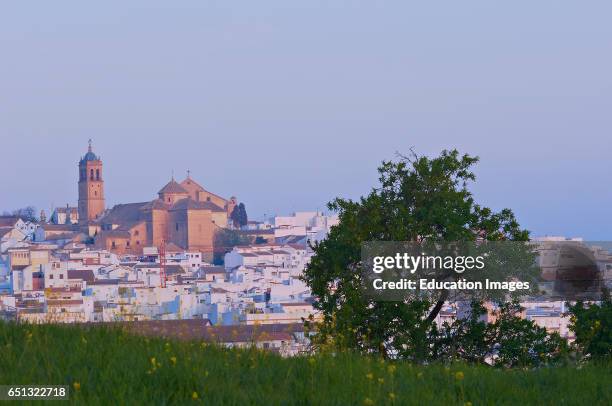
[303,150,535,360]
[213,228,251,265]
[430,300,566,367]
[230,203,248,228]
[487,300,567,367]
[429,301,490,364]
[567,289,612,360]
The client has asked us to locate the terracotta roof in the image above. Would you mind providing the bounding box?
[180,177,205,192]
[104,229,131,238]
[0,216,21,227]
[140,199,169,210]
[135,263,185,273]
[41,224,78,231]
[46,286,82,293]
[100,203,147,225]
[44,232,78,241]
[67,269,95,283]
[47,299,84,306]
[170,198,225,212]
[180,178,228,203]
[158,180,188,195]
[201,266,226,274]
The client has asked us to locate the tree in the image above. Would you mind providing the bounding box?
[230,203,248,229]
[567,289,612,360]
[430,300,566,367]
[303,150,536,360]
[11,206,38,222]
[485,301,566,367]
[213,228,251,265]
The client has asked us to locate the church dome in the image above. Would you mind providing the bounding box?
[81,139,99,162]
[82,151,99,161]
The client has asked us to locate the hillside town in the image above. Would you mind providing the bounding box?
[1,143,611,354]
[0,207,339,354]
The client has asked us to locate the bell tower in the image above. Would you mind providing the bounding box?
[78,139,105,225]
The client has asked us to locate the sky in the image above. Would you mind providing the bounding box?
[1,1,611,239]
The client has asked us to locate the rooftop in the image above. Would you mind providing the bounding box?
[158,179,189,195]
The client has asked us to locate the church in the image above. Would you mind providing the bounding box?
[77,141,237,257]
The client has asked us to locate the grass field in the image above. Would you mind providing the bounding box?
[0,321,610,405]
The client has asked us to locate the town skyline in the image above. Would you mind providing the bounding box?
[1,136,611,241]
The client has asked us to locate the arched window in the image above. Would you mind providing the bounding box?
[90,169,94,180]
[96,169,100,180]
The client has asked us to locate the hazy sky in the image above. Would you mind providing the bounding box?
[1,1,611,239]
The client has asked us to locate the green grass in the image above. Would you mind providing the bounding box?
[0,322,610,405]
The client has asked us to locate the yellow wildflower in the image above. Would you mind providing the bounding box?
[366,372,374,380]
[170,356,177,365]
[455,371,464,381]
[192,391,198,400]
[73,382,81,391]
[363,398,374,406]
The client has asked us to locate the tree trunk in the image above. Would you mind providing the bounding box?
[426,289,449,323]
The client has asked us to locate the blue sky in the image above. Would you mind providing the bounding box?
[1,1,611,239]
